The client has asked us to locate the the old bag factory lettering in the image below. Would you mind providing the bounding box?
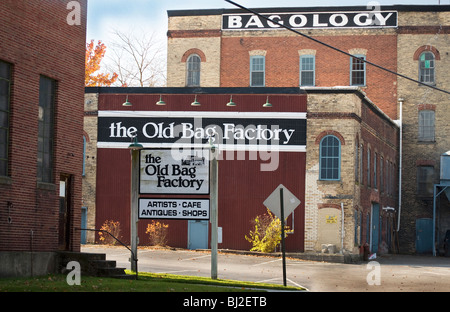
[144,153,204,191]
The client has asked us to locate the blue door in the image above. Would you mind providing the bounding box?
[81,207,87,244]
[416,218,433,254]
[371,203,380,253]
[188,220,209,250]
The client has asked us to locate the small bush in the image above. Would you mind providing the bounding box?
[146,221,169,247]
[98,220,121,245]
[245,208,290,253]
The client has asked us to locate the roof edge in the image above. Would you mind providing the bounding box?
[301,86,400,128]
[167,5,450,17]
[85,86,306,95]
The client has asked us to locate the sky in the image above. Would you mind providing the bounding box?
[87,0,448,45]
[86,0,449,81]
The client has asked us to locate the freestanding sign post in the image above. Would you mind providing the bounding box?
[129,138,143,276]
[264,184,301,287]
[279,187,286,287]
[137,147,218,279]
[210,146,219,280]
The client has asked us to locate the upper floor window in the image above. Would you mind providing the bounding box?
[419,52,435,85]
[250,55,265,87]
[350,55,366,86]
[380,156,384,192]
[417,166,434,197]
[367,148,371,187]
[300,55,315,86]
[319,135,341,180]
[82,135,86,177]
[0,61,11,177]
[355,140,359,183]
[360,144,364,185]
[186,54,201,87]
[374,152,378,189]
[418,110,435,142]
[37,76,56,183]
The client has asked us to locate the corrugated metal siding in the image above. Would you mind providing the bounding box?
[96,149,305,251]
[96,148,192,246]
[98,93,307,113]
[96,149,131,243]
[218,152,305,251]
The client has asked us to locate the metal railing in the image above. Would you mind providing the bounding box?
[76,228,138,279]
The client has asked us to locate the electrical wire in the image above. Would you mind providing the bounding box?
[224,0,450,95]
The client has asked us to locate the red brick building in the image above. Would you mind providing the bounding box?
[163,6,402,255]
[167,6,399,119]
[0,0,87,275]
[164,5,450,255]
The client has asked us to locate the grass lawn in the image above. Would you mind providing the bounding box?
[0,271,305,292]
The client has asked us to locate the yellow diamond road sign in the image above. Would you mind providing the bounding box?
[263,184,301,220]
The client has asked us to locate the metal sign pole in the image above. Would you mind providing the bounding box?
[280,187,287,287]
[210,146,218,279]
[130,147,140,274]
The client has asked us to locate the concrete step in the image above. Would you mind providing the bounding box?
[58,251,133,279]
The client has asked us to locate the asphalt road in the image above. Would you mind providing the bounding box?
[81,245,450,292]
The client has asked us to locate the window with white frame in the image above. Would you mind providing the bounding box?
[250,55,265,87]
[350,55,366,86]
[186,54,201,87]
[300,55,315,86]
[419,52,435,85]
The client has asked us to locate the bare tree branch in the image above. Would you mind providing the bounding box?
[106,28,166,87]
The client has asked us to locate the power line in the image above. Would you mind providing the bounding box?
[224,0,450,95]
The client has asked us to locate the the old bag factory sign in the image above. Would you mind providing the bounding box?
[97,111,307,152]
[140,149,210,195]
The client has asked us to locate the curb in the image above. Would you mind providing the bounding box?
[209,249,362,264]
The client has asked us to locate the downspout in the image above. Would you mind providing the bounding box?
[396,98,403,232]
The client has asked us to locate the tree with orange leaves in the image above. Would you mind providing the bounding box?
[85,40,118,87]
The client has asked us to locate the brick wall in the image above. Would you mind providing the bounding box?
[220,33,398,119]
[83,93,99,243]
[396,10,450,253]
[0,0,87,252]
[167,11,398,120]
[304,89,399,253]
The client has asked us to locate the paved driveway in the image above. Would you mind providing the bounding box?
[81,245,450,292]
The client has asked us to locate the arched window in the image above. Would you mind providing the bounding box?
[419,52,435,85]
[186,54,201,87]
[319,135,341,180]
